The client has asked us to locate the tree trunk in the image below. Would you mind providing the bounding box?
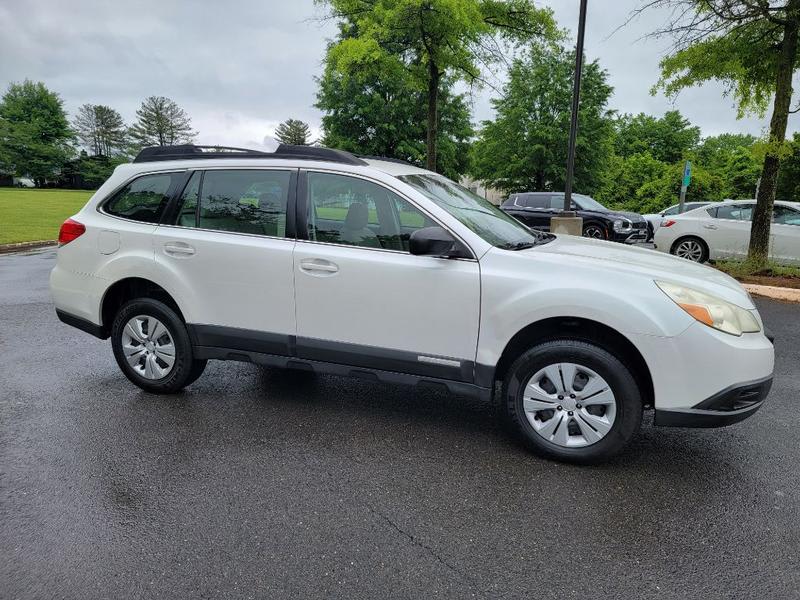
[426,61,440,172]
[748,5,799,265]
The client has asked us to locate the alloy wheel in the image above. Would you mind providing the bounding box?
[121,315,176,380]
[674,239,704,262]
[522,362,617,448]
[583,225,604,239]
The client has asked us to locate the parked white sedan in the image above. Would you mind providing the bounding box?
[654,200,800,265]
[644,201,711,235]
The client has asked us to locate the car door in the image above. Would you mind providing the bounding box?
[153,168,298,353]
[293,170,481,383]
[702,203,754,259]
[770,204,800,265]
[521,194,556,231]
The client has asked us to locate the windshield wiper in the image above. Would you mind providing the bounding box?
[498,241,538,251]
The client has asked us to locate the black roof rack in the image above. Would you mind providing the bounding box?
[133,144,367,166]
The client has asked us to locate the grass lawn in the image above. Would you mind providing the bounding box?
[714,259,800,289]
[0,188,93,245]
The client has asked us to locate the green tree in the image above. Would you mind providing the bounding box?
[696,133,757,169]
[129,96,195,148]
[274,119,312,145]
[317,57,473,179]
[645,0,800,264]
[471,42,614,195]
[613,110,700,163]
[595,151,671,208]
[73,103,127,156]
[0,80,73,186]
[317,0,556,171]
[776,132,800,201]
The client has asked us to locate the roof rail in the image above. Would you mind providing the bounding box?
[133,144,367,166]
[356,155,417,167]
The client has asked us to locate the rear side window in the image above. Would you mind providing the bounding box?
[715,204,753,221]
[177,170,292,237]
[521,194,552,209]
[104,172,180,223]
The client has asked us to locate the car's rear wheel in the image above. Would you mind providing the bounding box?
[582,223,606,239]
[671,236,708,263]
[503,339,642,464]
[111,298,206,394]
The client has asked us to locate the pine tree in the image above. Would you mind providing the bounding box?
[73,104,127,156]
[129,96,195,147]
[274,119,311,145]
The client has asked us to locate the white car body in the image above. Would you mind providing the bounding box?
[50,146,775,460]
[644,202,711,235]
[654,200,800,265]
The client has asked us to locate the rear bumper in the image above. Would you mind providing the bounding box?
[654,375,773,428]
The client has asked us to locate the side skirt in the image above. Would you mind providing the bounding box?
[192,344,492,403]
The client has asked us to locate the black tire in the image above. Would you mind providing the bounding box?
[504,339,642,464]
[582,222,606,239]
[670,236,709,263]
[111,298,206,394]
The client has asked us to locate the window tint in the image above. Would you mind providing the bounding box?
[714,204,753,221]
[306,172,436,251]
[773,205,800,225]
[105,172,179,223]
[521,194,551,209]
[189,170,291,236]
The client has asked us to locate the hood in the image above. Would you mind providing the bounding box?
[529,235,755,308]
[580,209,646,222]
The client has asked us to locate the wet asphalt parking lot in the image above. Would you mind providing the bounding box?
[1,249,799,599]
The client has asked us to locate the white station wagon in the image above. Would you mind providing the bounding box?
[51,145,775,463]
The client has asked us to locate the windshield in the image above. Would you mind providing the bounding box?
[573,194,607,212]
[398,174,545,248]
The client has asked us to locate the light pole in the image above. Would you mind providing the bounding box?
[551,0,588,236]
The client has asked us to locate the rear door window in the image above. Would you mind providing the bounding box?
[176,170,292,237]
[105,172,182,223]
[714,204,754,221]
[520,194,551,209]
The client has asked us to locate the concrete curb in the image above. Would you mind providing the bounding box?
[0,240,57,255]
[743,283,800,303]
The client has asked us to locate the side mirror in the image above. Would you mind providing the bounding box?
[409,226,472,259]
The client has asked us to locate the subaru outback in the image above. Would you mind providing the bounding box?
[50,144,775,463]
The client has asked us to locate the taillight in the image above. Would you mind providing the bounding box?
[58,218,85,245]
[662,220,676,228]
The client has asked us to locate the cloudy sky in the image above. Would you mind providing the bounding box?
[1,0,795,149]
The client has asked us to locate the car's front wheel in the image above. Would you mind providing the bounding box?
[582,223,606,239]
[111,298,206,394]
[504,339,642,464]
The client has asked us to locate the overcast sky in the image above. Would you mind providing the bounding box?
[1,0,796,150]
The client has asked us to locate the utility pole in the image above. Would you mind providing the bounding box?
[551,0,587,236]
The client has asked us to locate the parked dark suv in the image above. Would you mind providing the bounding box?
[501,192,651,244]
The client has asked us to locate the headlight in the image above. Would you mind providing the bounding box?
[656,281,761,336]
[613,219,632,233]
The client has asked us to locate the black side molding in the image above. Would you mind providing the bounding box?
[193,345,492,402]
[56,309,108,339]
[654,376,773,428]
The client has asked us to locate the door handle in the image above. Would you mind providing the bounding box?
[300,258,339,275]
[164,242,196,257]
[703,224,718,230]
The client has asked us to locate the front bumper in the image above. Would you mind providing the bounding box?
[654,376,773,427]
[611,228,649,244]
